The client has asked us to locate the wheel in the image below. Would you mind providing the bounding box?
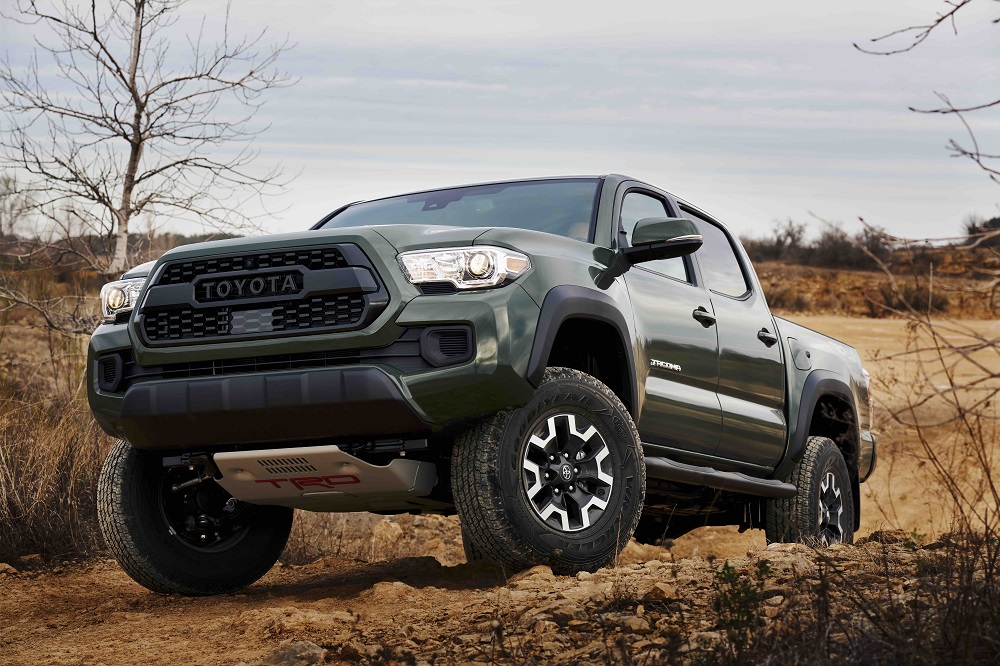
[452,367,645,574]
[98,440,294,595]
[765,436,855,546]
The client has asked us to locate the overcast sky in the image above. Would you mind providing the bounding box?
[3,0,998,239]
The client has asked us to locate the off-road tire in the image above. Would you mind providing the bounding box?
[452,367,645,575]
[98,440,293,595]
[765,436,855,545]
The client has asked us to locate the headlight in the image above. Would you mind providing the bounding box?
[397,246,530,290]
[100,278,146,323]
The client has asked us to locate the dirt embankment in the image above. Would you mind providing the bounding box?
[0,532,939,665]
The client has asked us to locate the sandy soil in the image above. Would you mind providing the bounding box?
[2,315,997,665]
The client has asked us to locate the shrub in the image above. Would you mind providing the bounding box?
[865,280,951,316]
[0,382,112,564]
[742,220,891,270]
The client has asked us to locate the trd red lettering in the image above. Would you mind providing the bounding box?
[290,476,324,490]
[252,475,361,490]
[322,474,361,485]
[290,475,362,489]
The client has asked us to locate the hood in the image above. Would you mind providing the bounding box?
[368,224,492,253]
[121,260,156,279]
[146,225,494,267]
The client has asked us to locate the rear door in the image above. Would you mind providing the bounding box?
[618,189,723,458]
[680,204,787,469]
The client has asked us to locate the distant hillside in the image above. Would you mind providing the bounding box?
[756,261,996,319]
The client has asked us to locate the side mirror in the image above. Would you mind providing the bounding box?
[622,217,703,264]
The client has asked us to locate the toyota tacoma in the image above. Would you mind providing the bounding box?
[90,175,877,595]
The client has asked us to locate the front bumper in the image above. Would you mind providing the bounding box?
[104,366,427,449]
[88,282,541,450]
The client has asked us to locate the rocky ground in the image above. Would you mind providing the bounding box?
[0,528,937,666]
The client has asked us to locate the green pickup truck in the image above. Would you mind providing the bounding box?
[89,175,877,595]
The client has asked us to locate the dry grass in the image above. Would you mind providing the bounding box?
[0,382,112,564]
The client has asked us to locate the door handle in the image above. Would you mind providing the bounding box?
[692,307,716,327]
[757,327,779,347]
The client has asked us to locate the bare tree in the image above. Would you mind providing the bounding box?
[0,0,294,276]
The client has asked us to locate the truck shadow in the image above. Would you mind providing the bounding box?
[245,555,509,601]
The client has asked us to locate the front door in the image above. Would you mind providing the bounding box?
[619,190,723,458]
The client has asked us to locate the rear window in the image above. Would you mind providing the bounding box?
[320,179,600,242]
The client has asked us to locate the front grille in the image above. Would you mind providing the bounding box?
[159,247,348,285]
[137,243,386,345]
[142,293,366,341]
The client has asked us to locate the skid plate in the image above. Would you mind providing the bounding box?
[213,445,438,512]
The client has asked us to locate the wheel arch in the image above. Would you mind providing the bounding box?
[526,285,637,419]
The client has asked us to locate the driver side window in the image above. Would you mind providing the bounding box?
[620,192,689,282]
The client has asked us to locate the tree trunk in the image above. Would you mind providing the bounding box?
[109,210,130,276]
[107,0,147,276]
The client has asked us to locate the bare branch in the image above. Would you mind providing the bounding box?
[853,0,977,56]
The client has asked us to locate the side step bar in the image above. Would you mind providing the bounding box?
[645,456,797,499]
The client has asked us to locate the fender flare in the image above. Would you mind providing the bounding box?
[525,285,638,418]
[776,370,860,477]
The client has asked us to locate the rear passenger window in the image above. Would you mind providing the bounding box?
[683,208,750,298]
[620,192,689,283]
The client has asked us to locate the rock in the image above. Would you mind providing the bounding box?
[509,564,554,586]
[259,640,327,666]
[17,554,42,569]
[260,608,338,636]
[858,529,916,547]
[765,595,785,607]
[340,641,366,662]
[526,598,586,624]
[641,582,677,602]
[358,580,415,604]
[370,520,404,560]
[532,620,559,635]
[0,563,18,576]
[621,616,651,634]
[576,571,593,581]
[689,630,723,646]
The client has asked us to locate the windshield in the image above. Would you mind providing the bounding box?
[319,178,600,242]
